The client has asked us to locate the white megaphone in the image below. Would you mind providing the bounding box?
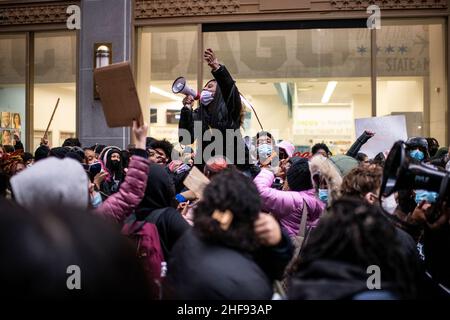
[172,77,200,100]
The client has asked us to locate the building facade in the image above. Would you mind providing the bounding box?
[0,0,449,153]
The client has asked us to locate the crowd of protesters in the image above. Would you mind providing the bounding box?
[1,49,450,300]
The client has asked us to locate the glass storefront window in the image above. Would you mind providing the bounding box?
[0,34,26,148]
[33,31,77,151]
[376,19,447,145]
[137,22,448,154]
[204,28,371,154]
[137,26,198,144]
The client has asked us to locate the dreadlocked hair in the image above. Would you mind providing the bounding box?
[292,197,418,299]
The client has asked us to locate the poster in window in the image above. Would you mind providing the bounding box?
[1,129,12,145]
[12,113,21,129]
[1,112,12,128]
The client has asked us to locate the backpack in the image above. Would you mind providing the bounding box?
[121,209,165,299]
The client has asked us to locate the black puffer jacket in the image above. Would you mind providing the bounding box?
[178,65,250,169]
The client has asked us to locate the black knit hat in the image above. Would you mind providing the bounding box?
[286,158,313,192]
[34,145,50,162]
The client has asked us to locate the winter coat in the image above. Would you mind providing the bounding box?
[309,155,343,207]
[135,163,190,260]
[288,259,399,300]
[178,65,250,168]
[96,150,150,224]
[165,229,293,300]
[253,168,325,237]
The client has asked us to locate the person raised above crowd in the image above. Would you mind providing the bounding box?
[178,48,250,172]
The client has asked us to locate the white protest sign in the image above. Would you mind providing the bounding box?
[355,115,407,159]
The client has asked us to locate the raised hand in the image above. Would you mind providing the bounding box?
[204,48,220,71]
[182,95,195,109]
[133,120,148,150]
[255,213,282,246]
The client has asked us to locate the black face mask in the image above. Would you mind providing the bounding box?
[111,160,120,169]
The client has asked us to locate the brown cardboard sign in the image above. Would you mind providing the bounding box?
[183,166,210,199]
[93,62,143,127]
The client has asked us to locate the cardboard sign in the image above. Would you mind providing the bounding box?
[183,166,210,199]
[355,115,408,159]
[93,62,143,127]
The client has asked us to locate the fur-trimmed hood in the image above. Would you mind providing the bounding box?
[309,155,343,206]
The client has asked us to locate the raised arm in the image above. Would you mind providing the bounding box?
[96,121,150,223]
[204,48,242,124]
[253,168,300,219]
[346,130,375,158]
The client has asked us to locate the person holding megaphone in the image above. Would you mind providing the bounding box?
[178,48,253,175]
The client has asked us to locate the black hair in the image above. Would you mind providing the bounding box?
[426,137,439,157]
[355,152,368,162]
[148,139,174,162]
[34,145,50,162]
[255,131,273,143]
[145,137,157,150]
[3,145,14,153]
[293,197,418,299]
[21,152,33,163]
[49,147,69,159]
[311,143,331,156]
[371,152,386,167]
[194,169,261,253]
[62,138,81,148]
[0,200,151,300]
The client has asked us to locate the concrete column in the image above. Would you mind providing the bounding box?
[78,0,132,149]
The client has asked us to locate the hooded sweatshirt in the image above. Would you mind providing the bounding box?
[10,157,89,210]
[135,164,190,259]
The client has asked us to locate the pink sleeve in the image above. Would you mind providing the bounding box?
[95,155,150,223]
[253,168,300,219]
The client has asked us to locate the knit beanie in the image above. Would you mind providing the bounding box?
[286,158,313,191]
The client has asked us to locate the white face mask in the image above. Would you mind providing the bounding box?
[381,194,397,214]
[200,90,214,106]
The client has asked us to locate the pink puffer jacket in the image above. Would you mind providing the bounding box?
[253,168,325,237]
[96,155,150,224]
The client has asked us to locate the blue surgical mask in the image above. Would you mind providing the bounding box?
[200,90,214,106]
[91,191,103,208]
[318,189,329,203]
[415,190,438,204]
[410,149,425,161]
[176,163,191,174]
[258,144,273,158]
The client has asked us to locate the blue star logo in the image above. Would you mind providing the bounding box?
[385,45,395,54]
[357,46,367,55]
[398,45,408,54]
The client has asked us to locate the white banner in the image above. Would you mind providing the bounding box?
[355,115,408,159]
